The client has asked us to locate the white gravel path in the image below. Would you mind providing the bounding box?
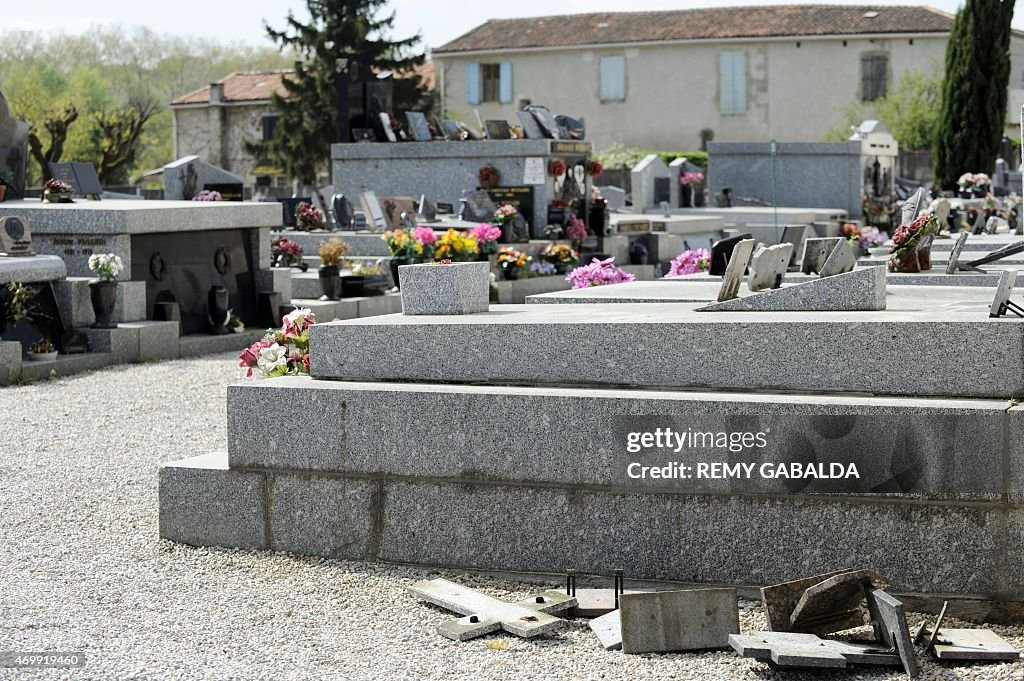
[1,354,1022,680]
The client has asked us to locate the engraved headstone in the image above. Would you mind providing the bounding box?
[801,237,844,275]
[404,112,432,142]
[164,156,243,201]
[524,105,560,139]
[0,215,33,256]
[818,239,856,277]
[748,243,793,291]
[484,120,512,140]
[48,162,103,198]
[459,190,497,223]
[715,238,756,302]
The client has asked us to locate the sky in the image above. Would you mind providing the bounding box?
[3,0,1024,53]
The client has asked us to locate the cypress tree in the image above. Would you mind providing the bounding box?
[249,0,427,187]
[934,0,1015,188]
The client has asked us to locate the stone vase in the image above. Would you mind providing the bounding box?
[503,266,521,281]
[89,280,118,329]
[207,286,230,335]
[693,185,706,207]
[680,185,694,208]
[318,264,340,300]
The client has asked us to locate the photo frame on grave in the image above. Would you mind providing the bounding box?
[359,191,388,232]
[484,120,512,140]
[404,112,432,142]
[352,128,376,143]
[0,215,34,256]
[379,196,418,231]
[516,111,545,140]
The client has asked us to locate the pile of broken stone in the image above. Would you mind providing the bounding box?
[409,569,1021,677]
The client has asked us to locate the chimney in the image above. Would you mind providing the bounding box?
[209,82,224,104]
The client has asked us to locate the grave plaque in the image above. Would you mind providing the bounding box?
[379,112,397,142]
[715,238,756,302]
[748,243,793,291]
[404,112,432,142]
[801,237,844,275]
[48,162,103,198]
[525,105,560,139]
[516,111,545,140]
[460,190,497,223]
[484,120,512,140]
[0,216,33,256]
[359,191,388,232]
[378,196,418,231]
[204,182,243,202]
[486,186,534,232]
[945,232,969,274]
[778,225,806,267]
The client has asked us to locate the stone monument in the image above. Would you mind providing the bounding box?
[164,156,244,201]
[0,90,30,199]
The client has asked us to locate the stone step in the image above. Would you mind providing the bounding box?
[158,450,1024,600]
[308,302,1024,398]
[224,378,1022,502]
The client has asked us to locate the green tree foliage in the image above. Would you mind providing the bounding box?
[824,67,943,151]
[0,27,292,186]
[934,0,1015,188]
[251,0,428,186]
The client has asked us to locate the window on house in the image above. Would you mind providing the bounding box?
[599,56,626,102]
[719,51,747,115]
[466,61,513,105]
[261,114,279,142]
[861,55,888,101]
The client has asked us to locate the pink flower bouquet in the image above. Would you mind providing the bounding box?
[239,308,315,378]
[565,257,635,289]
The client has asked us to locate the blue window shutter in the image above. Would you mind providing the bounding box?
[499,61,513,103]
[599,56,625,101]
[467,62,481,105]
[732,52,747,113]
[719,52,734,113]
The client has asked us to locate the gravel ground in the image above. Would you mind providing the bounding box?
[1,354,1022,680]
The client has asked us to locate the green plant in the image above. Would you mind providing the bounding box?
[318,238,350,267]
[934,0,1015,188]
[4,281,36,326]
[594,143,708,170]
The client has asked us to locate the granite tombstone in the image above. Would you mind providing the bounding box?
[164,156,243,201]
[516,111,545,140]
[404,112,432,142]
[0,89,29,199]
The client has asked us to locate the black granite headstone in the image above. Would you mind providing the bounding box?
[709,233,753,276]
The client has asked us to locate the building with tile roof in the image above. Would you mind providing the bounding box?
[432,4,1024,152]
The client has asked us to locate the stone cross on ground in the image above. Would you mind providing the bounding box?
[408,578,576,641]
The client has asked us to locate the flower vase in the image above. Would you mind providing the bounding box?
[887,235,934,273]
[318,264,340,300]
[389,258,411,290]
[693,185,706,207]
[503,266,521,281]
[629,252,646,265]
[207,286,230,335]
[680,185,693,208]
[89,281,118,329]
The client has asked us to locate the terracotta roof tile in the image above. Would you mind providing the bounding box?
[171,63,436,106]
[433,5,955,53]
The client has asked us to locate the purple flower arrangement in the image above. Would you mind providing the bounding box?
[565,257,635,289]
[667,248,711,276]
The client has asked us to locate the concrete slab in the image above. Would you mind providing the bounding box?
[590,609,622,650]
[269,474,377,557]
[619,588,739,653]
[696,266,885,312]
[0,254,66,283]
[308,303,1024,398]
[158,452,267,550]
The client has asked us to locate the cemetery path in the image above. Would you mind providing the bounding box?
[0,354,1022,680]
